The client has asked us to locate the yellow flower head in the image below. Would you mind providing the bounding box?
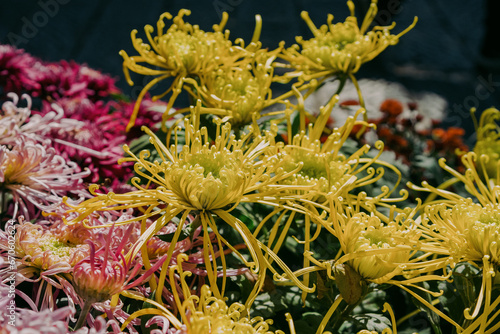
[424,199,500,266]
[276,131,354,202]
[473,107,500,181]
[122,254,297,334]
[66,107,294,308]
[183,287,276,334]
[120,9,261,130]
[175,255,296,334]
[184,50,277,130]
[266,104,401,208]
[410,152,500,329]
[340,213,420,282]
[279,0,417,79]
[139,114,275,212]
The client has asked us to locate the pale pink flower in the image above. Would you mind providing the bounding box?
[0,93,82,146]
[37,97,133,184]
[0,138,90,219]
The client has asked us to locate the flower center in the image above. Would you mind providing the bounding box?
[16,223,89,271]
[165,144,248,210]
[363,230,391,248]
[478,210,500,226]
[186,152,230,178]
[38,236,76,257]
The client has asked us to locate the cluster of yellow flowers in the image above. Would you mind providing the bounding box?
[58,1,500,333]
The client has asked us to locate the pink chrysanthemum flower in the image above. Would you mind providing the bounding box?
[36,97,165,184]
[0,302,75,334]
[32,60,119,101]
[0,138,90,219]
[0,217,89,311]
[0,93,82,147]
[0,44,41,94]
[72,225,167,330]
[43,108,131,183]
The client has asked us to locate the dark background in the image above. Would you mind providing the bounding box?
[1,0,500,142]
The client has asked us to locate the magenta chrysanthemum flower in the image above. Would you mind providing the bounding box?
[0,45,41,95]
[32,60,119,102]
[38,99,132,183]
[0,138,90,219]
[115,98,165,139]
[35,96,166,184]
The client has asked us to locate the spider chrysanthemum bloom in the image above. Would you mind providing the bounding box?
[409,152,500,332]
[0,218,90,310]
[295,204,460,334]
[0,138,90,219]
[182,287,278,334]
[122,254,297,334]
[182,50,288,131]
[473,107,500,180]
[341,213,420,282]
[424,199,500,266]
[276,133,356,202]
[72,243,128,305]
[71,226,167,330]
[65,108,291,307]
[421,200,500,333]
[119,9,263,131]
[254,105,406,301]
[14,220,90,272]
[263,103,402,207]
[278,0,417,81]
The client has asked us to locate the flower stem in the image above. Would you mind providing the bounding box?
[74,301,92,330]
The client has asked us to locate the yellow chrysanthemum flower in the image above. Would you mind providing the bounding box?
[340,213,420,282]
[283,201,460,333]
[121,254,297,334]
[417,200,500,332]
[64,106,298,308]
[120,9,263,131]
[278,0,417,81]
[253,103,408,304]
[410,151,500,333]
[473,107,500,181]
[424,199,500,266]
[179,50,289,132]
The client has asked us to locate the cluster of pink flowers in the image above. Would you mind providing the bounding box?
[0,45,166,219]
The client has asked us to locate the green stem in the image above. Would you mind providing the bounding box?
[330,285,371,332]
[1,189,5,215]
[189,214,202,242]
[74,301,92,330]
[330,302,358,333]
[334,75,348,96]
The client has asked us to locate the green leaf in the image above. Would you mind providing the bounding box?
[346,313,392,333]
[408,282,442,334]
